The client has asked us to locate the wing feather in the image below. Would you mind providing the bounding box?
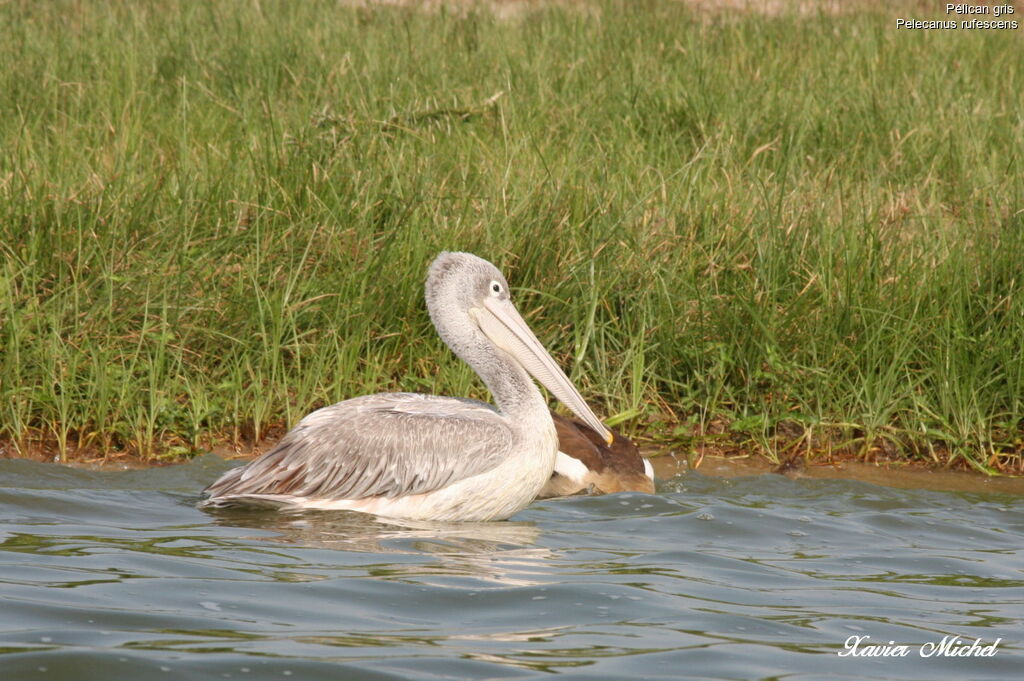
[202,393,515,501]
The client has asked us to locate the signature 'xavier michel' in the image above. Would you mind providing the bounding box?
[201,252,613,521]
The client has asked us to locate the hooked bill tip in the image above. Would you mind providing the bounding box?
[605,431,614,445]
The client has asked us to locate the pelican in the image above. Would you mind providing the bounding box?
[200,251,614,521]
[540,411,655,498]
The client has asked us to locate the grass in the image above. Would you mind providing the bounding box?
[1,0,1022,472]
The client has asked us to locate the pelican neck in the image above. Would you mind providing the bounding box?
[471,349,552,426]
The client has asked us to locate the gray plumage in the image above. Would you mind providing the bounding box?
[203,394,511,501]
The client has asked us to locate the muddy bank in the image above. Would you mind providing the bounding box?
[653,452,1024,495]
[12,444,1021,496]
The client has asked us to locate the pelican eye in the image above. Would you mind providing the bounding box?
[490,281,502,295]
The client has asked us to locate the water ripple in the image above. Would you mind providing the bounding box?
[0,458,1020,680]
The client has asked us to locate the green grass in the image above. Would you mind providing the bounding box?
[1,1,1022,471]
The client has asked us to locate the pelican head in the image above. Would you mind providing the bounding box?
[426,252,612,444]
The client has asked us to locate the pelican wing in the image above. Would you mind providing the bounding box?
[203,393,515,502]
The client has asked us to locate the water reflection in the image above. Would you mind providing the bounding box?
[207,507,551,586]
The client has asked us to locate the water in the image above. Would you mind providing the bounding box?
[0,456,1020,681]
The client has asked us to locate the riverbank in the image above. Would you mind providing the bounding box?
[12,443,1024,496]
[2,1,1021,474]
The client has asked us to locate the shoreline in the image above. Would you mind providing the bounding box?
[6,434,1021,496]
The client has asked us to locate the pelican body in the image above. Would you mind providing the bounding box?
[541,412,655,498]
[201,252,613,521]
